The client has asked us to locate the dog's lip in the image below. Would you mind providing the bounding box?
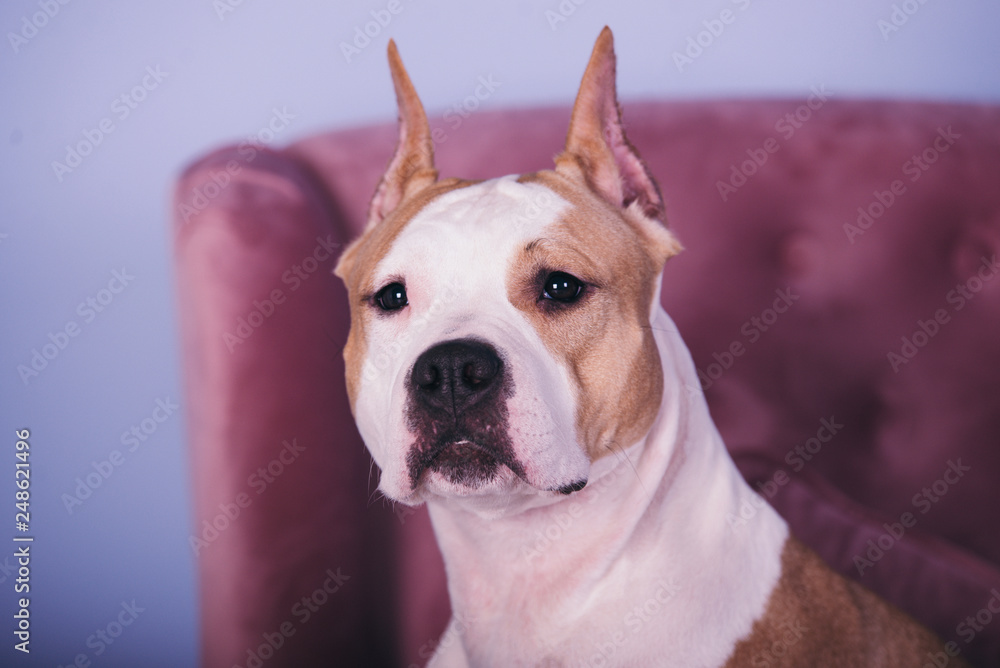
[424,437,501,468]
[409,443,586,498]
[412,436,528,485]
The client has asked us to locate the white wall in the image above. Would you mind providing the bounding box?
[1,0,997,665]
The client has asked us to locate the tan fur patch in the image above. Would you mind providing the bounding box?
[508,170,681,462]
[335,178,480,408]
[723,537,968,667]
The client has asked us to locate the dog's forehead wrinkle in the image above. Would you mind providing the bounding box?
[521,235,604,273]
[407,176,568,238]
[372,177,572,293]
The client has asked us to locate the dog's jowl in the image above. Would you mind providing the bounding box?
[334,26,966,667]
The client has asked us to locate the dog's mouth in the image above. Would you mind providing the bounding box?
[407,432,526,490]
[404,338,525,491]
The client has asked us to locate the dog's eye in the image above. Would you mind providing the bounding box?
[374,282,408,311]
[542,272,584,303]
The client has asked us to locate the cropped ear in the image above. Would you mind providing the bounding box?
[366,39,438,229]
[555,27,664,222]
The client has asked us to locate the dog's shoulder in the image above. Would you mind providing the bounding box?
[723,536,966,667]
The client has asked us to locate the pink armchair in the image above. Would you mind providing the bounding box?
[173,99,1000,667]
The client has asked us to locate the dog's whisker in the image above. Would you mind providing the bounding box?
[605,439,647,495]
[640,323,679,335]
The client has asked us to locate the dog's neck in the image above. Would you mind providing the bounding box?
[425,304,789,665]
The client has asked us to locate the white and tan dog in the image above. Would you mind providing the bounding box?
[335,27,962,667]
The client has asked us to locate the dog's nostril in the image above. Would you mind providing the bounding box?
[463,358,499,386]
[415,365,441,390]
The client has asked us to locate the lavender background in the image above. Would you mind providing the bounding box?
[1,0,998,665]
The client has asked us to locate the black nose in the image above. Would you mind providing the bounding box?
[411,339,503,416]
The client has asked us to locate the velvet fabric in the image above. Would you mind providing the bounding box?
[173,100,1000,667]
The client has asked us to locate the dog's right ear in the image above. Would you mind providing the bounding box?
[366,39,438,230]
[557,27,664,223]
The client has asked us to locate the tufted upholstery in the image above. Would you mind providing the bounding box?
[173,99,1000,667]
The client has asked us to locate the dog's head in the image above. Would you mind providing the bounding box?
[335,28,681,512]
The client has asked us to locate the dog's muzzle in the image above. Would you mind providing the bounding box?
[405,338,525,489]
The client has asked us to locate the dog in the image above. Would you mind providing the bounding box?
[334,26,966,667]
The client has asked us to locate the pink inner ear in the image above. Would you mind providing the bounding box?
[565,28,664,221]
[598,82,662,220]
[370,115,412,222]
[608,126,663,220]
[590,100,663,220]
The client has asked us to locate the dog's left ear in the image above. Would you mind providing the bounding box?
[556,27,665,224]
